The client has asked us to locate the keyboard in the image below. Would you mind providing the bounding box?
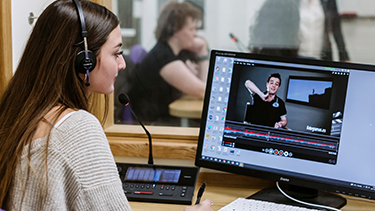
[219,198,322,211]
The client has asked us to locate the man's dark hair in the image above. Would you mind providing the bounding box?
[267,73,281,86]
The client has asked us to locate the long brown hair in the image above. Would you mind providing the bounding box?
[0,0,119,207]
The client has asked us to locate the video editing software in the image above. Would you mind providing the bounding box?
[198,51,375,196]
[203,55,348,164]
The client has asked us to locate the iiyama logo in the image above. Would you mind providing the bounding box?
[280,177,290,182]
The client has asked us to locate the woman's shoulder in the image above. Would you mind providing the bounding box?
[53,110,103,139]
[32,108,97,142]
[69,109,98,120]
[148,42,177,60]
[151,41,170,52]
[51,110,107,155]
[57,110,99,127]
[138,42,179,75]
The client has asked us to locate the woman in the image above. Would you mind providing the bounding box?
[127,1,209,125]
[0,0,212,210]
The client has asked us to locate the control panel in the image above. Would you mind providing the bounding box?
[116,163,199,205]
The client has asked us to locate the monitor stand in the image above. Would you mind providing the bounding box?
[248,183,347,209]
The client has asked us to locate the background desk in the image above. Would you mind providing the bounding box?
[169,95,204,127]
[128,172,375,211]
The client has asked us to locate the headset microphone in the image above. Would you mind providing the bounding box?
[118,93,154,165]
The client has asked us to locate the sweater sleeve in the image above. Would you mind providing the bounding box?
[55,110,132,211]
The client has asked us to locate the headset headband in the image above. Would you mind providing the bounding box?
[72,0,88,38]
[72,0,96,86]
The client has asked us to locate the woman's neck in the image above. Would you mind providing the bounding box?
[167,37,182,56]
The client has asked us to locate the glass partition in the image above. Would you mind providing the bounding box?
[112,0,375,128]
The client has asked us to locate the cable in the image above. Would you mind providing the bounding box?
[276,181,341,211]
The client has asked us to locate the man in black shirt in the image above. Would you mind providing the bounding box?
[244,73,287,128]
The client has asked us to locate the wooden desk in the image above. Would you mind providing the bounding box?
[169,95,204,127]
[128,172,375,211]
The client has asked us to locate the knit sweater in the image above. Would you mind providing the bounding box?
[7,110,132,210]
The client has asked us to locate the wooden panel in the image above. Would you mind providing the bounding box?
[106,124,200,159]
[109,137,198,159]
[0,0,13,98]
[91,0,112,10]
[105,124,199,139]
[101,0,112,10]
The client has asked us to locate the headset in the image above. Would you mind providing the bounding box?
[166,10,175,37]
[72,0,96,86]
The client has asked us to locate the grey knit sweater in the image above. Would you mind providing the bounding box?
[7,110,132,210]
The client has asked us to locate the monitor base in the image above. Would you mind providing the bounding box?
[248,183,347,210]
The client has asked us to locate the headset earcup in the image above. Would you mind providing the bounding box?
[75,50,97,74]
[166,24,174,36]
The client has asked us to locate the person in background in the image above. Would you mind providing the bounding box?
[0,0,213,210]
[298,0,350,61]
[127,1,209,125]
[249,0,301,57]
[249,0,349,62]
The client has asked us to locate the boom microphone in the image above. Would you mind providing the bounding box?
[116,94,201,205]
[229,33,248,52]
[118,93,153,165]
[229,33,238,42]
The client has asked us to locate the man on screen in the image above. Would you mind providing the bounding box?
[244,73,287,129]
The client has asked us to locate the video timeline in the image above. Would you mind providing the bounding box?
[224,126,337,151]
[222,121,340,165]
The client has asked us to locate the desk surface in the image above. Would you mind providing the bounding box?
[128,172,375,211]
[169,95,203,119]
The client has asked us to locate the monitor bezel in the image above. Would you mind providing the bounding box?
[195,49,375,200]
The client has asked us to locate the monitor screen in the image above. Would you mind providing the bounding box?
[195,50,375,206]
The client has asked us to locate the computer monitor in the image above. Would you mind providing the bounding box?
[195,50,375,208]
